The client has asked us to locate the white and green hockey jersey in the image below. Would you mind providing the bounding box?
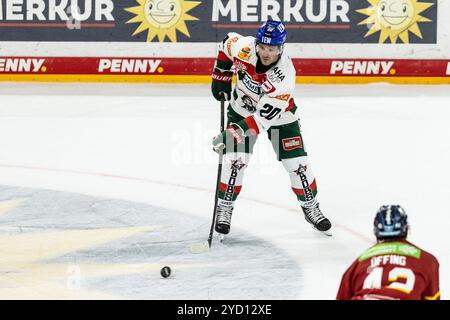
[216,32,298,131]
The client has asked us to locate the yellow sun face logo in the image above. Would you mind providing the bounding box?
[144,0,183,29]
[357,0,434,43]
[126,0,201,42]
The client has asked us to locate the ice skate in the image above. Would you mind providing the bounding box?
[302,202,332,236]
[215,203,233,235]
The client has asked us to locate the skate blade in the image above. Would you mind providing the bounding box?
[311,225,333,237]
[189,241,210,254]
[219,234,226,243]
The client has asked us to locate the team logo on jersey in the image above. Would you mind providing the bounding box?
[125,0,200,42]
[357,0,434,44]
[238,47,252,61]
[283,137,303,151]
[241,95,256,113]
[268,67,285,83]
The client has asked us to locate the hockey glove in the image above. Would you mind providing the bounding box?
[211,44,234,102]
[211,68,233,101]
[212,124,245,153]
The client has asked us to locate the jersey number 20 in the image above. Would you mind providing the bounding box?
[260,104,281,120]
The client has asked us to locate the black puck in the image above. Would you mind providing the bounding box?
[160,266,171,278]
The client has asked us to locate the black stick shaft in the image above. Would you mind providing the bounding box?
[208,97,225,247]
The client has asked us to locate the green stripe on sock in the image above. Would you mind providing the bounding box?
[296,189,318,202]
[218,191,239,201]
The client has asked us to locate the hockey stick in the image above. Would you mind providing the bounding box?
[207,94,226,247]
[189,94,226,254]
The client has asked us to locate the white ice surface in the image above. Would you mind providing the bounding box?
[0,83,449,300]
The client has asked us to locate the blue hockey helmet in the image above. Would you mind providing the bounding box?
[374,205,408,240]
[256,20,287,46]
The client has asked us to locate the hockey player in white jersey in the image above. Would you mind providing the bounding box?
[211,20,332,236]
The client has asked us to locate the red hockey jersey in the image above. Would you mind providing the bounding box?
[337,239,440,300]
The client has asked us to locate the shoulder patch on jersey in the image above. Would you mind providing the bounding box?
[238,46,252,61]
[275,94,291,101]
[227,37,239,56]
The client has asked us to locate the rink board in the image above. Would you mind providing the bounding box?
[0,57,449,84]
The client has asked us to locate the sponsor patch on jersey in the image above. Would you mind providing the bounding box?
[275,94,290,101]
[261,80,275,94]
[282,137,302,151]
[227,37,239,56]
[233,59,250,72]
[268,67,285,83]
[238,46,251,61]
[242,74,261,94]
